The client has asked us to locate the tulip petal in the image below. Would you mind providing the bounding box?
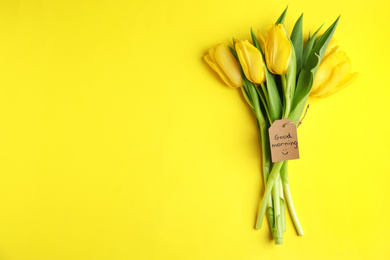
[265,24,291,75]
[311,50,350,95]
[204,54,238,88]
[236,40,265,84]
[214,44,243,88]
[322,45,340,61]
[315,72,358,98]
[208,46,217,64]
[235,41,251,82]
[323,38,339,58]
[311,62,348,96]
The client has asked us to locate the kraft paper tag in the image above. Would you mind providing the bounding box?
[268,119,300,163]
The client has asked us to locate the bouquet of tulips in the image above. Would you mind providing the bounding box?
[204,7,357,245]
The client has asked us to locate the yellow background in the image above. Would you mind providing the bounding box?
[0,0,389,259]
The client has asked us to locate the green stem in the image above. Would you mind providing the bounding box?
[281,162,304,236]
[256,120,274,232]
[255,161,284,229]
[241,86,254,109]
[279,178,286,233]
[260,83,270,108]
[246,80,276,234]
[281,75,291,119]
[272,175,283,244]
[255,85,272,124]
[258,123,271,182]
[247,83,262,123]
[283,183,304,236]
[247,79,283,242]
[280,197,286,233]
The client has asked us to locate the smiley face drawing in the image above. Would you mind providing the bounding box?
[282,149,288,155]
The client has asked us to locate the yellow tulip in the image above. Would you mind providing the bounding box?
[310,39,358,98]
[235,40,266,84]
[204,43,243,88]
[264,24,291,75]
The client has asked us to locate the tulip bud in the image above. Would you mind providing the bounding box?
[264,24,292,75]
[204,44,243,88]
[235,40,266,84]
[310,39,358,98]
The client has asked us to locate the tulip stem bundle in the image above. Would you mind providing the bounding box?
[204,6,357,245]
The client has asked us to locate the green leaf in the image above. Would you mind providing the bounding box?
[255,85,272,124]
[289,77,313,121]
[294,54,320,106]
[290,17,340,119]
[255,86,268,108]
[245,78,270,124]
[251,28,264,57]
[290,14,303,74]
[289,54,320,121]
[275,6,288,24]
[285,38,297,102]
[265,69,282,121]
[241,71,252,100]
[228,45,238,61]
[305,16,340,71]
[313,16,340,57]
[301,24,322,70]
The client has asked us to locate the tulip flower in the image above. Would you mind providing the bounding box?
[310,39,358,98]
[204,44,243,88]
[235,40,266,84]
[264,24,292,75]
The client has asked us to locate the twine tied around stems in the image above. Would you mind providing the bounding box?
[282,104,310,128]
